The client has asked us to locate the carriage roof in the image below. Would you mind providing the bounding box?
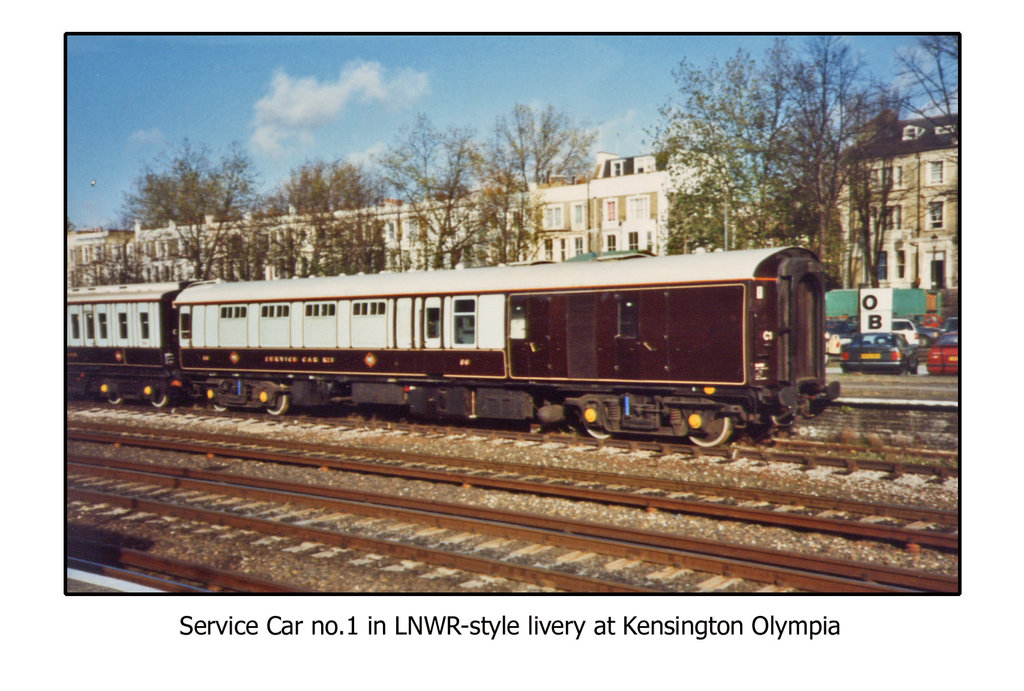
[174,247,807,305]
[66,281,189,304]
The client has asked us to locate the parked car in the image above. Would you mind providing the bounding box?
[890,318,924,346]
[825,319,858,355]
[927,331,959,375]
[942,316,959,333]
[840,332,919,374]
[909,315,942,346]
[911,313,944,329]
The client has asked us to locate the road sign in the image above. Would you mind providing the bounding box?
[859,288,893,333]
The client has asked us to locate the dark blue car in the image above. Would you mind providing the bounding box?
[840,332,919,374]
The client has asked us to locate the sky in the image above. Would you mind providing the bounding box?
[66,34,933,229]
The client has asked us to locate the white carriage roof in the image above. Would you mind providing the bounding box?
[67,281,188,304]
[175,247,801,305]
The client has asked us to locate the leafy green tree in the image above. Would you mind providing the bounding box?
[655,42,798,253]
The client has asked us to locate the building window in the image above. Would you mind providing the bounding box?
[573,204,585,228]
[876,205,902,231]
[627,196,650,220]
[605,200,617,223]
[928,202,944,229]
[544,239,553,261]
[628,232,639,251]
[606,235,617,252]
[574,237,584,255]
[877,251,888,281]
[874,166,902,187]
[929,161,944,185]
[897,251,906,279]
[612,161,623,176]
[558,239,566,261]
[544,206,563,229]
[387,221,396,242]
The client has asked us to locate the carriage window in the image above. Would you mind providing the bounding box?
[264,304,290,318]
[353,301,383,317]
[71,314,81,339]
[425,307,441,339]
[140,312,150,340]
[453,298,476,345]
[221,306,246,319]
[98,313,108,340]
[85,311,95,339]
[179,312,192,340]
[118,312,129,340]
[509,302,526,339]
[618,299,638,339]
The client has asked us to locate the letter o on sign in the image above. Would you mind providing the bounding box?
[861,294,878,310]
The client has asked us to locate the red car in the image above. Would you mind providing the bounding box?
[927,332,959,375]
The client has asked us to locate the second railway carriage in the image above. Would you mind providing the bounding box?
[172,246,837,446]
[66,282,190,406]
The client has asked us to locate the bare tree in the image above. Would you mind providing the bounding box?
[377,115,484,270]
[123,140,262,280]
[267,159,386,276]
[787,36,872,264]
[477,104,595,264]
[896,35,959,135]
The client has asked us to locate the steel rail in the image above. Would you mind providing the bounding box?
[68,428,959,551]
[68,455,957,593]
[67,484,656,594]
[67,539,301,592]
[69,422,956,524]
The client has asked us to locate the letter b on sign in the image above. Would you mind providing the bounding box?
[859,289,892,333]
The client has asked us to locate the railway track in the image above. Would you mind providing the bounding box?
[67,400,959,479]
[66,421,958,593]
[67,424,958,552]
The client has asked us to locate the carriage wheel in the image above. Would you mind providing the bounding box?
[265,394,291,416]
[689,414,733,448]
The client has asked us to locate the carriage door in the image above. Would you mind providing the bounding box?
[779,256,824,387]
[423,297,441,349]
[509,294,565,378]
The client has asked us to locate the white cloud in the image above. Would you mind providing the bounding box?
[250,61,430,157]
[129,127,165,146]
[344,141,388,167]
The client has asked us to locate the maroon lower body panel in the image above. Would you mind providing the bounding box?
[180,347,507,379]
[66,347,164,369]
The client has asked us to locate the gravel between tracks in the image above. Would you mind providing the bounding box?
[67,405,959,590]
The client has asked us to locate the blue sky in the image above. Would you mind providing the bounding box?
[66,34,931,229]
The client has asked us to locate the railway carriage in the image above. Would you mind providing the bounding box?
[168,246,837,446]
[66,282,190,406]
